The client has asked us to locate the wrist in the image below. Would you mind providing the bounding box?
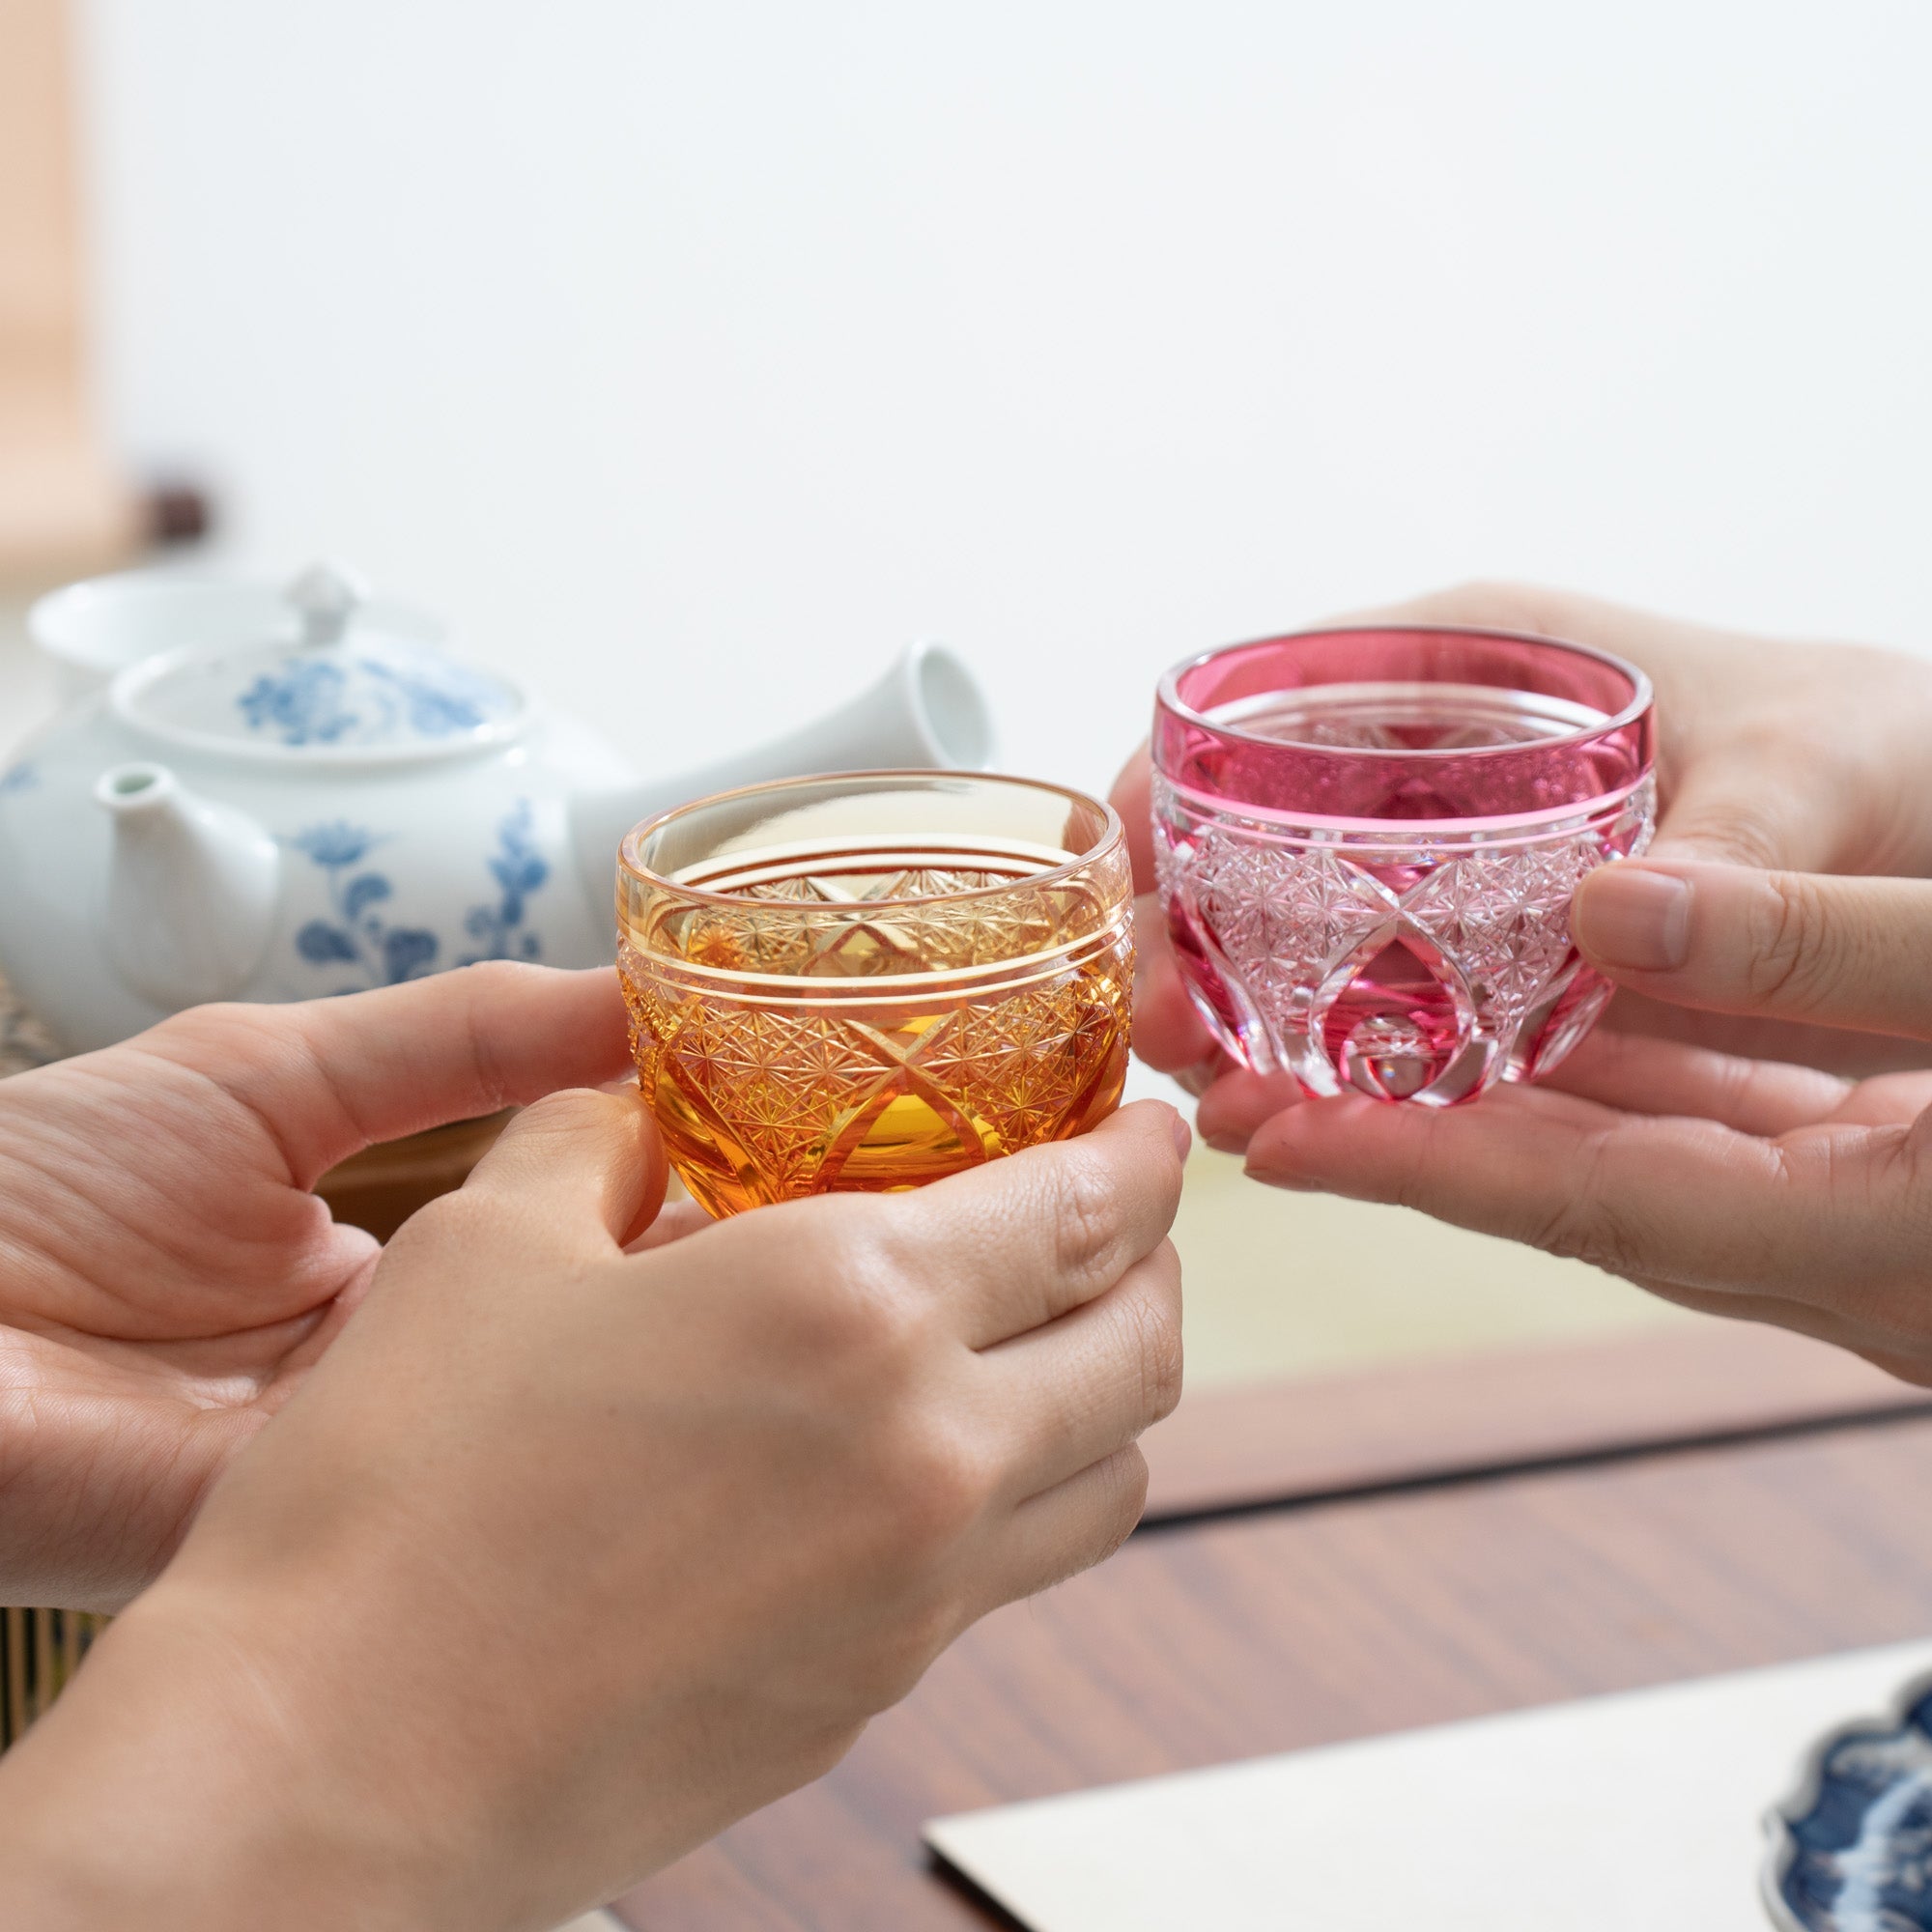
[0,1576,465,1932]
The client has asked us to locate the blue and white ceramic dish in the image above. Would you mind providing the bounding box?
[1765,1669,1932,1930]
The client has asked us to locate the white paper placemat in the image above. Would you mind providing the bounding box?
[926,1639,1932,1931]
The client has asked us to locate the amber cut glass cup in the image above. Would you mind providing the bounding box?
[1152,626,1656,1107]
[617,771,1133,1217]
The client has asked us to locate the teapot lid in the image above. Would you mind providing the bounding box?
[108,563,524,761]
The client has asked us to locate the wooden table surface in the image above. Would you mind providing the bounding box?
[613,1325,1932,1930]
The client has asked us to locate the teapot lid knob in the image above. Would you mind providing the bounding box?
[284,561,371,648]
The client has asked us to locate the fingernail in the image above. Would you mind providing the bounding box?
[1247,1160,1317,1192]
[1577,867,1691,972]
[1169,1111,1194,1163]
[1203,1130,1249,1155]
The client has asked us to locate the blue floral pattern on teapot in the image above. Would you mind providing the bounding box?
[0,555,988,1056]
[291,801,548,990]
[239,652,506,749]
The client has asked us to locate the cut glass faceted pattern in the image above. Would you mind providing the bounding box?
[617,775,1134,1216]
[1153,772,1655,1106]
[621,930,1131,1211]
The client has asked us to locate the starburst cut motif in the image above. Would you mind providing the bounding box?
[620,933,1132,1208]
[1153,773,1655,1103]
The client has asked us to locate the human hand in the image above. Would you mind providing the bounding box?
[1121,581,1932,1107]
[0,1092,1186,1930]
[1237,859,1932,1380]
[0,962,632,1611]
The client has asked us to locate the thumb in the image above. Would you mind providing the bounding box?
[1572,860,1932,1040]
[460,1086,669,1250]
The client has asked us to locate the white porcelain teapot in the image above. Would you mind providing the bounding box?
[0,564,996,1052]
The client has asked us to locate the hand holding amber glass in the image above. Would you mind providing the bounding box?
[0,1080,1186,1930]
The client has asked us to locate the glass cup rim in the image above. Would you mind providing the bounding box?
[1155,622,1656,761]
[617,767,1126,913]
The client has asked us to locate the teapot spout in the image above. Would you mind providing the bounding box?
[570,641,996,910]
[95,763,281,1011]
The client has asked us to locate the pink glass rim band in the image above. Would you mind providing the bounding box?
[1153,625,1655,829]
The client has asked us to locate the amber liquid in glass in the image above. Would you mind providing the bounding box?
[622,842,1131,1218]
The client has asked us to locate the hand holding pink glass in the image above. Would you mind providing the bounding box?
[1144,582,1932,1386]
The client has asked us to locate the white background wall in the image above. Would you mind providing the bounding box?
[72,0,1932,794]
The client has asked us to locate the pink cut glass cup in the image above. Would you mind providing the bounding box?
[1151,625,1656,1106]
